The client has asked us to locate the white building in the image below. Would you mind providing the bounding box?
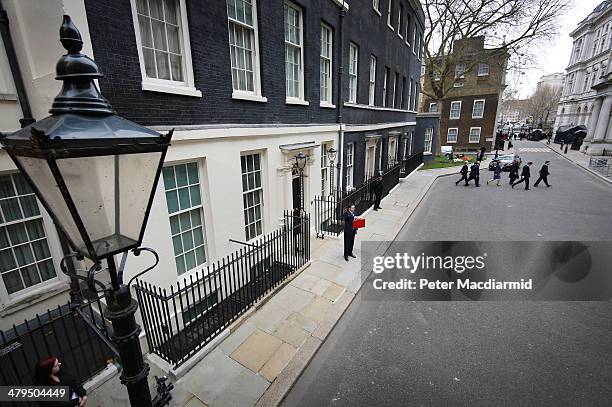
[536,72,564,92]
[554,0,611,140]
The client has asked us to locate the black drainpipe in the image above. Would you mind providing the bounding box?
[335,2,346,194]
[0,0,35,128]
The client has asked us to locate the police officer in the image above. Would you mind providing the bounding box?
[456,162,469,186]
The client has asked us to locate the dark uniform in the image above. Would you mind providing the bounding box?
[343,209,356,260]
[456,163,469,185]
[512,164,531,190]
[509,161,520,185]
[466,162,480,187]
[372,177,383,210]
[534,163,550,187]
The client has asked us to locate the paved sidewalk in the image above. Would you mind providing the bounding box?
[86,165,458,407]
[540,140,612,184]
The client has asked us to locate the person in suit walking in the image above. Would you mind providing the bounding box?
[479,146,486,161]
[487,161,503,186]
[456,162,469,185]
[512,162,533,190]
[343,204,359,261]
[465,161,481,187]
[509,159,520,185]
[372,174,383,210]
[534,161,551,187]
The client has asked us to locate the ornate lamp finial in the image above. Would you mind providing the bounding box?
[50,15,114,115]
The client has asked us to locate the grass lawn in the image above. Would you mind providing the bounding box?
[419,155,487,170]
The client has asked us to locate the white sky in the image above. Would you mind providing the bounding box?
[513,0,602,98]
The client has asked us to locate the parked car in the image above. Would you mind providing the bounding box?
[527,129,545,141]
[489,154,522,171]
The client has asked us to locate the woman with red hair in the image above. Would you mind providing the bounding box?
[34,357,87,406]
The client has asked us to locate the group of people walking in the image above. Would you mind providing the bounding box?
[456,159,551,190]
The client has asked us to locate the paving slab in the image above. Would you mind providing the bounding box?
[210,370,269,407]
[274,321,310,347]
[230,329,283,373]
[259,343,297,382]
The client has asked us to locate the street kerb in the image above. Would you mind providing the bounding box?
[256,168,456,407]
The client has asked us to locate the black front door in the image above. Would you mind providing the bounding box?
[292,175,301,213]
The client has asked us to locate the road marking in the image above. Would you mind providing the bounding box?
[518,148,551,153]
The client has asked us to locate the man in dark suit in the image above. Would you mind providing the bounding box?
[372,174,383,210]
[509,160,520,185]
[534,161,551,187]
[465,161,481,187]
[344,204,358,261]
[512,162,533,190]
[456,162,469,185]
[479,146,486,161]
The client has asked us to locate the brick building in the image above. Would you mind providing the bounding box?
[421,37,508,153]
[0,0,424,326]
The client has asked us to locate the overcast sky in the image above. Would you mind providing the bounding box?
[511,0,602,98]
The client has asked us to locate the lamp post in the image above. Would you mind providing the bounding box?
[0,16,172,407]
[295,152,308,212]
[327,147,337,196]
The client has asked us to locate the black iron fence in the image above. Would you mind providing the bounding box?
[400,151,424,178]
[589,157,612,177]
[602,149,612,157]
[134,212,310,368]
[0,300,115,406]
[314,160,404,238]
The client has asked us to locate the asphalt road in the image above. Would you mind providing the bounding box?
[281,141,612,407]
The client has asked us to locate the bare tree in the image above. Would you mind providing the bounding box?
[524,84,562,129]
[421,0,571,155]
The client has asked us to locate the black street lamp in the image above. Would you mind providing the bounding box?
[0,16,172,407]
[326,147,337,196]
[295,152,308,212]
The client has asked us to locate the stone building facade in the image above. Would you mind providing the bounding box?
[554,0,611,144]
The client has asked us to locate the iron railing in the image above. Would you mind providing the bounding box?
[400,151,424,177]
[314,161,404,237]
[0,300,115,406]
[589,157,612,177]
[602,149,612,157]
[134,212,310,368]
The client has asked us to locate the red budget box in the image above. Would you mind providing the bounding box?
[353,218,365,229]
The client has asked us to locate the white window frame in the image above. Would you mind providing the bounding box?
[415,31,420,59]
[130,0,201,97]
[382,67,389,108]
[241,153,265,241]
[469,127,481,143]
[449,101,461,119]
[387,0,394,30]
[369,55,377,106]
[412,23,417,53]
[345,143,354,189]
[447,128,458,144]
[321,144,329,195]
[429,102,437,112]
[320,23,334,106]
[392,72,398,108]
[592,29,601,57]
[397,3,403,39]
[373,0,381,15]
[227,0,266,102]
[404,13,410,46]
[285,2,308,105]
[472,99,485,119]
[424,128,433,153]
[388,136,398,163]
[477,63,489,76]
[455,63,465,78]
[163,162,208,276]
[400,76,406,109]
[348,43,359,103]
[0,173,60,299]
[408,78,412,110]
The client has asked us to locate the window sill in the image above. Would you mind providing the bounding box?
[387,24,394,31]
[373,8,381,16]
[449,117,460,120]
[142,81,202,97]
[472,116,484,119]
[286,98,310,106]
[447,141,457,144]
[344,102,413,113]
[320,102,336,109]
[398,34,403,40]
[0,279,69,317]
[424,151,432,155]
[232,92,268,103]
[477,74,489,77]
[469,141,481,144]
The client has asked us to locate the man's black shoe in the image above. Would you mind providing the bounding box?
[344,256,349,261]
[349,253,357,258]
